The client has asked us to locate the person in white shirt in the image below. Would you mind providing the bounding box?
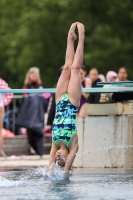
[0,78,13,154]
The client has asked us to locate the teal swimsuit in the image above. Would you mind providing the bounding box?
[52,93,78,147]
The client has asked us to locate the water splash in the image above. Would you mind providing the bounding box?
[0,144,132,186]
[44,163,71,181]
[0,167,46,188]
[0,176,26,188]
[0,165,71,188]
[76,144,133,156]
[19,166,45,181]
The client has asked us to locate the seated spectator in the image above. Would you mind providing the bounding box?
[16,94,47,156]
[23,67,45,96]
[17,67,47,156]
[87,68,101,103]
[0,78,13,154]
[106,71,118,82]
[100,71,117,103]
[116,67,129,81]
[98,74,106,82]
[78,65,91,117]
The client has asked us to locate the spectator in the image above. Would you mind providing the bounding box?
[0,78,13,154]
[116,67,129,81]
[78,65,91,117]
[98,74,106,82]
[23,67,45,96]
[106,71,118,82]
[88,68,101,103]
[16,67,47,156]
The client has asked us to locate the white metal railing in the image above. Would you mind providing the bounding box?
[1,87,133,94]
[3,85,133,134]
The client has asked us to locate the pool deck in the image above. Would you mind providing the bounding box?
[0,155,133,173]
[0,155,50,169]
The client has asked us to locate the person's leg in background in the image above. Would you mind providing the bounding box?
[27,129,44,156]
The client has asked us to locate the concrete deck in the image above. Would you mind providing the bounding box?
[0,155,50,168]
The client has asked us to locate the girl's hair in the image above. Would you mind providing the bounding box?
[56,159,66,167]
[58,65,64,78]
[24,67,42,84]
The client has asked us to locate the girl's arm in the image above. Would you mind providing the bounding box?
[82,78,91,99]
[49,141,58,166]
[48,142,58,175]
[63,143,78,176]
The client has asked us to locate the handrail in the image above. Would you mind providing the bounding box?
[97,81,133,87]
[1,88,133,94]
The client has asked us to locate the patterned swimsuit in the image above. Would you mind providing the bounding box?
[52,93,78,147]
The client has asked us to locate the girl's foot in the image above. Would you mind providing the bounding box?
[68,23,77,41]
[77,22,85,38]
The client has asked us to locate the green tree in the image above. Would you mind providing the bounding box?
[0,0,133,88]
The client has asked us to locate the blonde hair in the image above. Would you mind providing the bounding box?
[24,67,42,84]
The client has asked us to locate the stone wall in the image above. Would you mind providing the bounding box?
[74,116,133,168]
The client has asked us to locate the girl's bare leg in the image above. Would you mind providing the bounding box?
[68,23,85,107]
[56,23,77,104]
[0,107,4,153]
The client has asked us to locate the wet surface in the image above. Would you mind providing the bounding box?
[0,168,133,200]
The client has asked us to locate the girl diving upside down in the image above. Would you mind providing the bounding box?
[48,22,85,176]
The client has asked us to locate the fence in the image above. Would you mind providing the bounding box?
[3,94,52,156]
[4,95,23,135]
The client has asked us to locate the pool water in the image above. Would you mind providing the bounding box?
[0,168,133,200]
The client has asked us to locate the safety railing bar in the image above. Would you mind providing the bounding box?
[97,81,133,86]
[1,88,133,93]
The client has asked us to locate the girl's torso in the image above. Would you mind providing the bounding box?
[52,93,78,147]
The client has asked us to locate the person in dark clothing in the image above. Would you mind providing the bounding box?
[78,65,91,117]
[87,68,101,103]
[21,67,47,156]
[46,94,56,127]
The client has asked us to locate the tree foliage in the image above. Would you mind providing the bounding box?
[0,0,133,87]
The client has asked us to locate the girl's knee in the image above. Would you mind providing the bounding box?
[71,63,80,70]
[63,64,71,70]
[62,65,71,76]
